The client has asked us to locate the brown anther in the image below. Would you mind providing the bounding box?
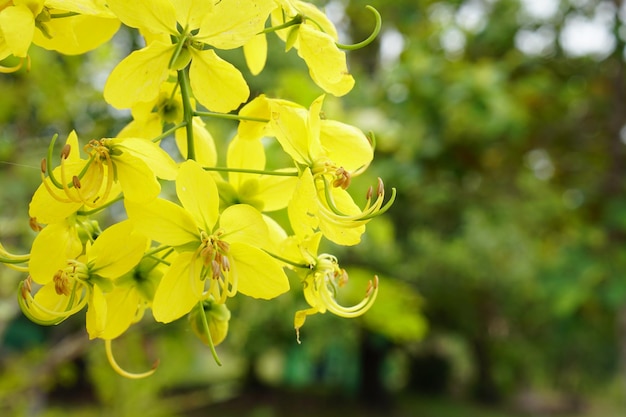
[200,245,214,267]
[211,260,221,279]
[72,175,81,189]
[53,270,71,296]
[216,239,230,254]
[29,217,43,232]
[61,144,71,159]
[377,178,384,196]
[220,255,231,272]
[337,269,349,287]
[332,167,351,190]
[366,185,373,200]
[20,276,32,299]
[40,158,47,174]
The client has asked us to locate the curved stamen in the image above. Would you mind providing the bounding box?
[105,339,159,379]
[336,6,382,51]
[319,276,378,317]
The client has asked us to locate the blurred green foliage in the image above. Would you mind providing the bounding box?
[2,0,626,415]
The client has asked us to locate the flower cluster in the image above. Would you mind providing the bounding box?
[0,0,392,377]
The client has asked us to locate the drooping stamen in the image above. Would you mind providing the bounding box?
[105,339,159,379]
[336,6,382,51]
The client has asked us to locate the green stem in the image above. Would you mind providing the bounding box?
[264,251,311,269]
[193,110,269,123]
[197,301,222,366]
[261,15,303,34]
[203,166,298,176]
[152,122,187,143]
[178,68,196,160]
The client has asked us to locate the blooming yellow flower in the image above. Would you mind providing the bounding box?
[281,232,378,342]
[218,135,297,212]
[92,256,164,340]
[269,95,394,245]
[31,131,178,223]
[118,80,218,168]
[125,160,290,324]
[0,0,119,61]
[20,220,148,338]
[270,0,354,96]
[104,0,274,112]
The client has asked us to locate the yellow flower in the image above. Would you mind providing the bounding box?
[92,256,164,340]
[125,160,290,324]
[269,95,393,245]
[0,0,119,60]
[118,80,218,168]
[271,0,354,96]
[283,232,378,342]
[20,220,148,339]
[218,135,297,212]
[104,0,274,112]
[33,131,178,220]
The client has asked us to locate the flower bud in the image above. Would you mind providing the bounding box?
[188,299,231,347]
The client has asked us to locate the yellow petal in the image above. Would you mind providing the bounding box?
[220,204,270,248]
[256,174,298,211]
[177,160,219,233]
[227,136,264,189]
[28,178,82,224]
[32,15,120,55]
[86,284,108,339]
[89,221,147,278]
[111,137,178,180]
[229,242,289,299]
[243,33,267,76]
[320,120,373,171]
[104,41,174,109]
[237,94,271,141]
[297,25,354,96]
[197,0,274,49]
[45,0,116,17]
[106,0,176,34]
[125,198,199,248]
[97,286,140,340]
[269,100,311,165]
[189,49,249,113]
[117,115,163,140]
[175,117,218,167]
[29,222,82,285]
[151,252,204,323]
[174,0,213,29]
[288,169,319,238]
[0,5,35,57]
[113,152,161,203]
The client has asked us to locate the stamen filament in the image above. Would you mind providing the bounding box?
[105,339,159,379]
[336,6,382,51]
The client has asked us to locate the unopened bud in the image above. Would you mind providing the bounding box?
[188,299,231,347]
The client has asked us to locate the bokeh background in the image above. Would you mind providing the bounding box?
[2,0,626,415]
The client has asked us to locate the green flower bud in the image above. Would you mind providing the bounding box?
[189,299,231,347]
